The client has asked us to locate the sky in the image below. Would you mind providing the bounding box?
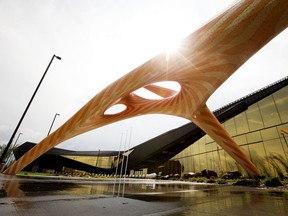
[0,0,287,152]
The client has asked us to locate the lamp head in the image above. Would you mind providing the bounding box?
[55,55,61,60]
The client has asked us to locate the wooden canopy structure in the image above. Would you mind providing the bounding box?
[4,1,288,177]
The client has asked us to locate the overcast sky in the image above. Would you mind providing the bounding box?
[0,0,287,151]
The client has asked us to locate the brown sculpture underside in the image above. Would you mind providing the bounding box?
[4,0,288,176]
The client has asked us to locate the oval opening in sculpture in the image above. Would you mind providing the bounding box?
[133,81,181,100]
[104,104,127,115]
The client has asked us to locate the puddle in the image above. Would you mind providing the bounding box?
[1,174,287,215]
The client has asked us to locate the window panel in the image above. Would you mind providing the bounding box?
[278,124,288,154]
[212,151,220,172]
[234,113,249,134]
[247,131,262,143]
[184,158,190,172]
[198,136,206,145]
[234,135,247,145]
[261,127,279,141]
[264,139,286,157]
[190,156,198,172]
[248,142,267,161]
[198,154,206,171]
[246,104,264,131]
[206,152,214,170]
[273,86,288,123]
[190,143,198,153]
[205,143,213,153]
[224,118,237,136]
[217,149,226,172]
[194,155,201,173]
[198,137,207,153]
[258,96,281,127]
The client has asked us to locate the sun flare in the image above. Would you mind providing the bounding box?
[162,38,182,61]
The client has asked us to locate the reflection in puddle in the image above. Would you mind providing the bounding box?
[0,175,20,198]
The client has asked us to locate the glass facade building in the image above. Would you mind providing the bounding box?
[172,85,288,176]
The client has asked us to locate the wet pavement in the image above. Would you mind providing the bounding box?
[0,174,287,215]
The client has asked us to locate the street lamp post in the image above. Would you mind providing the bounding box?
[47,113,60,136]
[0,54,61,164]
[12,132,23,149]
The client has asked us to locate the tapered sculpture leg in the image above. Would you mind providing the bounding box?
[191,105,260,177]
[3,135,57,175]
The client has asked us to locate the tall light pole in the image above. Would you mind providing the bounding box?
[0,54,61,163]
[12,132,23,149]
[47,113,60,136]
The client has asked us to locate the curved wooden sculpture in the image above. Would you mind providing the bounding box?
[4,0,288,176]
